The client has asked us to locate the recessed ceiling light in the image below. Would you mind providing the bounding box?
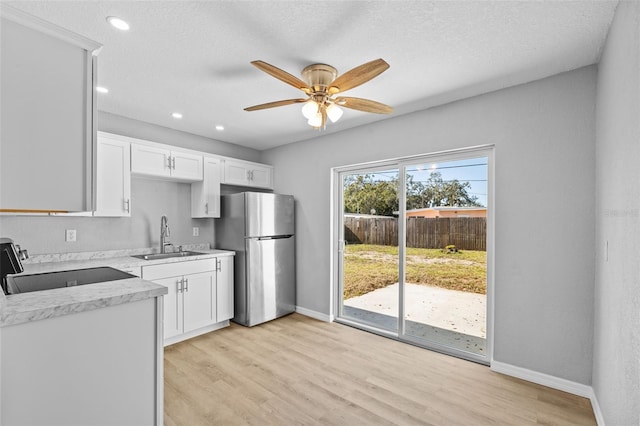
[106,16,130,31]
[172,112,183,119]
[95,86,109,94]
[215,125,224,131]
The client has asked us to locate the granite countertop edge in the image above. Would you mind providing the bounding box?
[0,278,168,328]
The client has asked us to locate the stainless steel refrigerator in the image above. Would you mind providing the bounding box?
[215,192,295,326]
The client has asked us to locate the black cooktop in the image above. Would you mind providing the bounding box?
[5,267,136,295]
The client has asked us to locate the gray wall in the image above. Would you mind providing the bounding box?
[0,112,261,254]
[262,66,596,385]
[593,1,640,424]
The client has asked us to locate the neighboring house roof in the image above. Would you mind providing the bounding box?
[407,207,486,213]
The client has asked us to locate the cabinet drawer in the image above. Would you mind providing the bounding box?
[142,258,216,280]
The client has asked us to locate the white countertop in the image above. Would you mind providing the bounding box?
[0,245,235,328]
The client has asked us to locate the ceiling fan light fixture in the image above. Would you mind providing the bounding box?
[301,100,319,120]
[307,112,323,128]
[244,59,393,130]
[326,103,343,123]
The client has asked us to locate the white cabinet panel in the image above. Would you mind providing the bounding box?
[172,151,204,181]
[191,156,221,218]
[1,298,159,426]
[157,276,182,340]
[141,257,232,345]
[216,256,234,322]
[182,271,215,332]
[131,143,203,182]
[131,144,171,178]
[0,8,101,212]
[249,165,273,188]
[94,134,131,217]
[223,159,273,189]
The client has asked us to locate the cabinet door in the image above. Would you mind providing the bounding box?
[131,144,171,178]
[171,151,203,181]
[248,164,273,189]
[216,256,234,322]
[0,15,100,212]
[191,157,221,218]
[223,159,250,186]
[157,276,183,340]
[94,136,131,217]
[182,271,215,333]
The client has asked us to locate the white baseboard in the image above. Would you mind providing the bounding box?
[588,387,605,426]
[491,361,605,425]
[295,306,333,322]
[491,360,592,398]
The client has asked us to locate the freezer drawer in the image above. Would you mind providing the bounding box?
[243,235,295,326]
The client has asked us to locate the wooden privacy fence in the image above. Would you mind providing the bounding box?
[344,216,486,251]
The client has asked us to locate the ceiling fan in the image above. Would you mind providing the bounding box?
[244,58,393,129]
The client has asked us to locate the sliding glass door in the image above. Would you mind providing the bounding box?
[335,148,492,363]
[339,166,400,333]
[401,157,488,357]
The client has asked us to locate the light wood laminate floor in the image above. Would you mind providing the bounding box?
[164,313,596,425]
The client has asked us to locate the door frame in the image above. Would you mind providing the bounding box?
[330,145,495,364]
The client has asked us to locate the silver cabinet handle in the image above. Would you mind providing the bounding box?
[172,156,176,170]
[167,156,172,169]
[245,170,251,181]
[184,278,189,292]
[217,259,221,272]
[176,278,183,293]
[249,170,254,181]
[124,199,130,213]
[205,202,209,214]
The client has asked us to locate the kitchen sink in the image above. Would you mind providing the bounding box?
[130,251,204,261]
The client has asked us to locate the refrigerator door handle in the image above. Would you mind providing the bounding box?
[256,235,293,241]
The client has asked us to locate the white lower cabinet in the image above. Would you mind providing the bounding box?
[216,256,234,321]
[141,256,234,345]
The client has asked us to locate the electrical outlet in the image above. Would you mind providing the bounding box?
[65,229,77,242]
[192,227,199,237]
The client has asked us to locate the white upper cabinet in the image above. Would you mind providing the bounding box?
[191,156,222,218]
[172,151,204,181]
[94,133,131,217]
[0,5,101,212]
[223,159,273,189]
[130,144,171,178]
[131,143,203,182]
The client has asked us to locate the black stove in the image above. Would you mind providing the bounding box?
[5,267,136,295]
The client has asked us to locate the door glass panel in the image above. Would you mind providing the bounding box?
[340,169,399,332]
[402,158,488,356]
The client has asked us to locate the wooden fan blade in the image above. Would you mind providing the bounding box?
[328,59,390,95]
[251,61,311,94]
[335,97,393,114]
[244,98,307,111]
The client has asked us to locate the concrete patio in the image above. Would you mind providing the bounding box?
[343,283,486,354]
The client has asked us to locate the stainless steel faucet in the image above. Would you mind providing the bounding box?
[160,215,171,253]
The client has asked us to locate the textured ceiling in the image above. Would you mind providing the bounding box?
[5,1,618,151]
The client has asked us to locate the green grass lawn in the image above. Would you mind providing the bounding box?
[343,244,486,299]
